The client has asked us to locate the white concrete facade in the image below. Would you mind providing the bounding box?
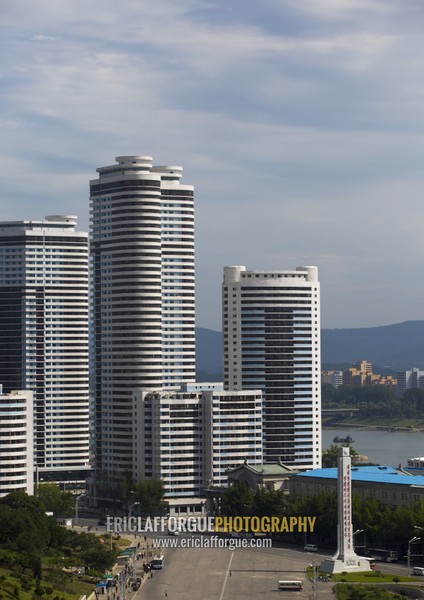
[321,447,371,574]
[90,156,195,476]
[203,389,263,487]
[134,389,205,497]
[396,368,424,398]
[0,216,90,485]
[222,265,321,470]
[0,388,34,496]
[133,387,263,497]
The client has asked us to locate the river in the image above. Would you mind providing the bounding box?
[323,428,424,468]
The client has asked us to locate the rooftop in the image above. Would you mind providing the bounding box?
[295,465,424,487]
[228,461,297,476]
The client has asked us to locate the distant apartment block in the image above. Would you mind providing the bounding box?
[133,387,263,496]
[321,370,343,388]
[90,156,195,479]
[322,360,397,389]
[223,265,321,470]
[0,216,90,487]
[396,368,424,398]
[0,387,34,496]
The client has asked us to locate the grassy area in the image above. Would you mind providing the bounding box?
[0,563,95,600]
[335,583,409,600]
[115,536,133,548]
[332,571,417,583]
[323,416,424,430]
[306,566,419,584]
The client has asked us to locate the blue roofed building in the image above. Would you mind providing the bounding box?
[290,465,424,508]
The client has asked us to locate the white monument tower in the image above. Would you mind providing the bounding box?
[321,447,371,573]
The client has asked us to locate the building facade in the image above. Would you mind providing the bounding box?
[133,387,263,496]
[226,460,297,493]
[0,216,90,486]
[90,156,195,478]
[290,465,424,509]
[396,368,424,398]
[0,387,34,496]
[222,265,321,470]
[203,389,263,487]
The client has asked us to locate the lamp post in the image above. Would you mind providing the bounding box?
[353,529,365,553]
[312,557,318,600]
[408,536,421,576]
[74,493,86,527]
[129,502,140,518]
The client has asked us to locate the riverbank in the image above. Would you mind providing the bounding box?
[324,423,424,433]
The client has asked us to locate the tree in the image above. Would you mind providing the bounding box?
[220,482,254,517]
[132,480,166,516]
[252,487,287,518]
[36,483,75,517]
[322,444,359,468]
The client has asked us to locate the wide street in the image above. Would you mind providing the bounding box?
[75,518,424,599]
[135,539,329,600]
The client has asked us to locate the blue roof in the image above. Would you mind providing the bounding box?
[295,465,424,487]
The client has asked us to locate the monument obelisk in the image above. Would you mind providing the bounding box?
[321,447,371,573]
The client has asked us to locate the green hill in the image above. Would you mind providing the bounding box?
[195,320,424,380]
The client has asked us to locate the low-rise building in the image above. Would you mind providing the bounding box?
[227,460,297,493]
[322,360,397,389]
[290,465,424,508]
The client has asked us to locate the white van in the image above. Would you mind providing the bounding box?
[304,544,318,552]
[412,567,424,576]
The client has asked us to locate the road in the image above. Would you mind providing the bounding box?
[73,519,424,597]
[135,539,330,600]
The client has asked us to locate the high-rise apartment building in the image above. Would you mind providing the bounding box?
[0,387,34,497]
[396,368,424,398]
[203,389,263,487]
[222,265,321,470]
[133,386,262,496]
[0,216,90,486]
[90,156,195,477]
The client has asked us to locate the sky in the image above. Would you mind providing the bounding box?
[1,0,424,332]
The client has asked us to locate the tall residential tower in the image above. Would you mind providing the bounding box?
[0,216,90,486]
[222,266,321,470]
[90,156,195,478]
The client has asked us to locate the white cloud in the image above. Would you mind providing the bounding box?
[1,0,424,330]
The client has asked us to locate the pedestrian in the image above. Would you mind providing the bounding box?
[165,591,168,597]
[229,570,232,576]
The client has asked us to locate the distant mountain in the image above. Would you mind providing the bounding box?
[195,321,424,380]
[321,320,424,370]
[195,327,223,381]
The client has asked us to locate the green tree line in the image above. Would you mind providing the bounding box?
[322,384,424,420]
[221,483,424,557]
[0,492,115,580]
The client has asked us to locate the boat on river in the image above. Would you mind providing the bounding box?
[333,435,354,444]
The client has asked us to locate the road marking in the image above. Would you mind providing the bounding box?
[219,551,235,600]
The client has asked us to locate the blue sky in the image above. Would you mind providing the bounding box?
[2,0,424,331]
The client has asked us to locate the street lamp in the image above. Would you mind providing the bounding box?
[408,536,421,576]
[353,529,365,553]
[311,557,318,600]
[129,502,140,518]
[74,493,86,527]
